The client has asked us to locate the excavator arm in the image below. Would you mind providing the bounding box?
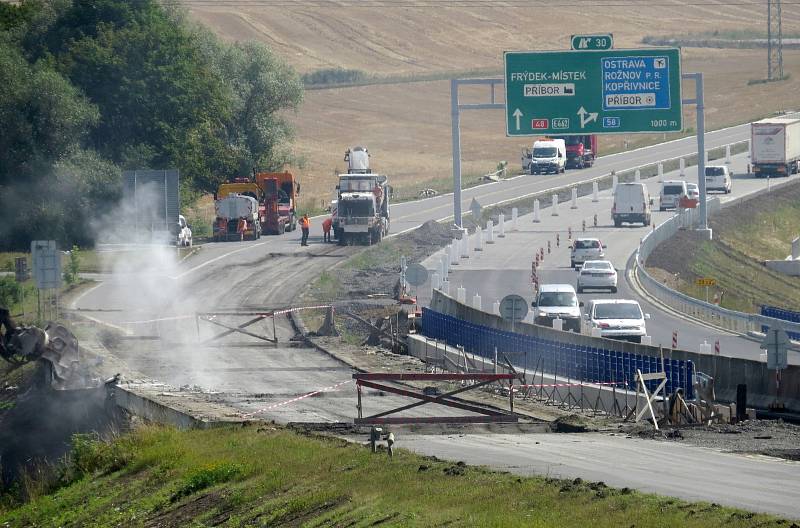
[1,309,81,389]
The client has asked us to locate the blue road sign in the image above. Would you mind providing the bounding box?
[601,55,672,111]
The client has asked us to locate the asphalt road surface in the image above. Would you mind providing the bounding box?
[420,153,800,364]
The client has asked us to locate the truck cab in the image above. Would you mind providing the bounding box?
[523,139,567,174]
[553,135,597,169]
[334,173,390,245]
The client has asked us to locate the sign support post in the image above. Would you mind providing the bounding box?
[450,79,505,227]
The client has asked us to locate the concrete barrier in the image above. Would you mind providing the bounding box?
[428,289,800,412]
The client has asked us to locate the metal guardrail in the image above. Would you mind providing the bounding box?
[630,198,800,338]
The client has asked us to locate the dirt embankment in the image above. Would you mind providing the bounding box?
[646,182,800,312]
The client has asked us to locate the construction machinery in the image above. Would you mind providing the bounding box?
[213,193,261,241]
[214,172,300,237]
[333,147,391,245]
[1,308,82,390]
[254,171,300,234]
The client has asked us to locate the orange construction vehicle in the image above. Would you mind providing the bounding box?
[213,172,300,237]
[254,171,300,234]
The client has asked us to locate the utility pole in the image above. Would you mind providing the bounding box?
[767,0,784,81]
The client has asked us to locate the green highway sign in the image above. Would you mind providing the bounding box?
[504,48,682,136]
[571,34,613,51]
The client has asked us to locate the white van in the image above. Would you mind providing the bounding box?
[704,165,732,194]
[659,180,688,211]
[532,284,582,332]
[523,139,566,175]
[612,183,652,227]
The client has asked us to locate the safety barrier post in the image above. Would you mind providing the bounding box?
[511,207,518,231]
[551,194,559,216]
[592,181,599,202]
[475,228,483,251]
[679,158,685,177]
[486,221,495,244]
[472,293,481,310]
[457,285,466,303]
[570,187,578,209]
[725,144,731,164]
[498,213,506,238]
[533,199,541,223]
[635,169,641,182]
[612,172,618,190]
[658,163,664,179]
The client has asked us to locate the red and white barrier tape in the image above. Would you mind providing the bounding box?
[240,379,352,418]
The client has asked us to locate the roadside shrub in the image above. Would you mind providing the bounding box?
[302,68,366,86]
[62,245,81,285]
[0,276,21,308]
[65,433,131,482]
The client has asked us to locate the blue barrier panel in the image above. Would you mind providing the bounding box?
[761,305,800,340]
[420,308,695,396]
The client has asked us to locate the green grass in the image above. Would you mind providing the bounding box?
[343,238,410,271]
[0,424,788,527]
[307,270,342,303]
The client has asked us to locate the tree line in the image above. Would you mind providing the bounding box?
[0,0,303,250]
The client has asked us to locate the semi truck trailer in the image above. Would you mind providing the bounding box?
[751,118,800,177]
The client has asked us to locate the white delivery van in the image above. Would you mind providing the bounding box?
[612,182,652,227]
[524,139,567,175]
[704,166,732,193]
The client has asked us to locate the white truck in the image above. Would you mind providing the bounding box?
[333,173,390,245]
[751,118,800,177]
[522,139,567,174]
[213,193,261,241]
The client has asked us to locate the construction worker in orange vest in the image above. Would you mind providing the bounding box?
[237,216,248,241]
[322,217,332,243]
[300,214,310,246]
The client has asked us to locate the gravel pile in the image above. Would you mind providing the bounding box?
[625,419,800,460]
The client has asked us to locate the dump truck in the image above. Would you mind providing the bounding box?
[254,171,300,234]
[751,118,800,177]
[213,193,260,241]
[334,173,390,245]
[553,135,597,169]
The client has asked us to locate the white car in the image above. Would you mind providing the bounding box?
[705,165,732,194]
[686,182,700,201]
[584,299,650,343]
[577,260,617,293]
[570,238,605,269]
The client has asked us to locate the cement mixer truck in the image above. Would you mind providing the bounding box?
[333,147,391,245]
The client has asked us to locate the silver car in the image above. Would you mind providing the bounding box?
[577,260,617,293]
[570,238,605,269]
